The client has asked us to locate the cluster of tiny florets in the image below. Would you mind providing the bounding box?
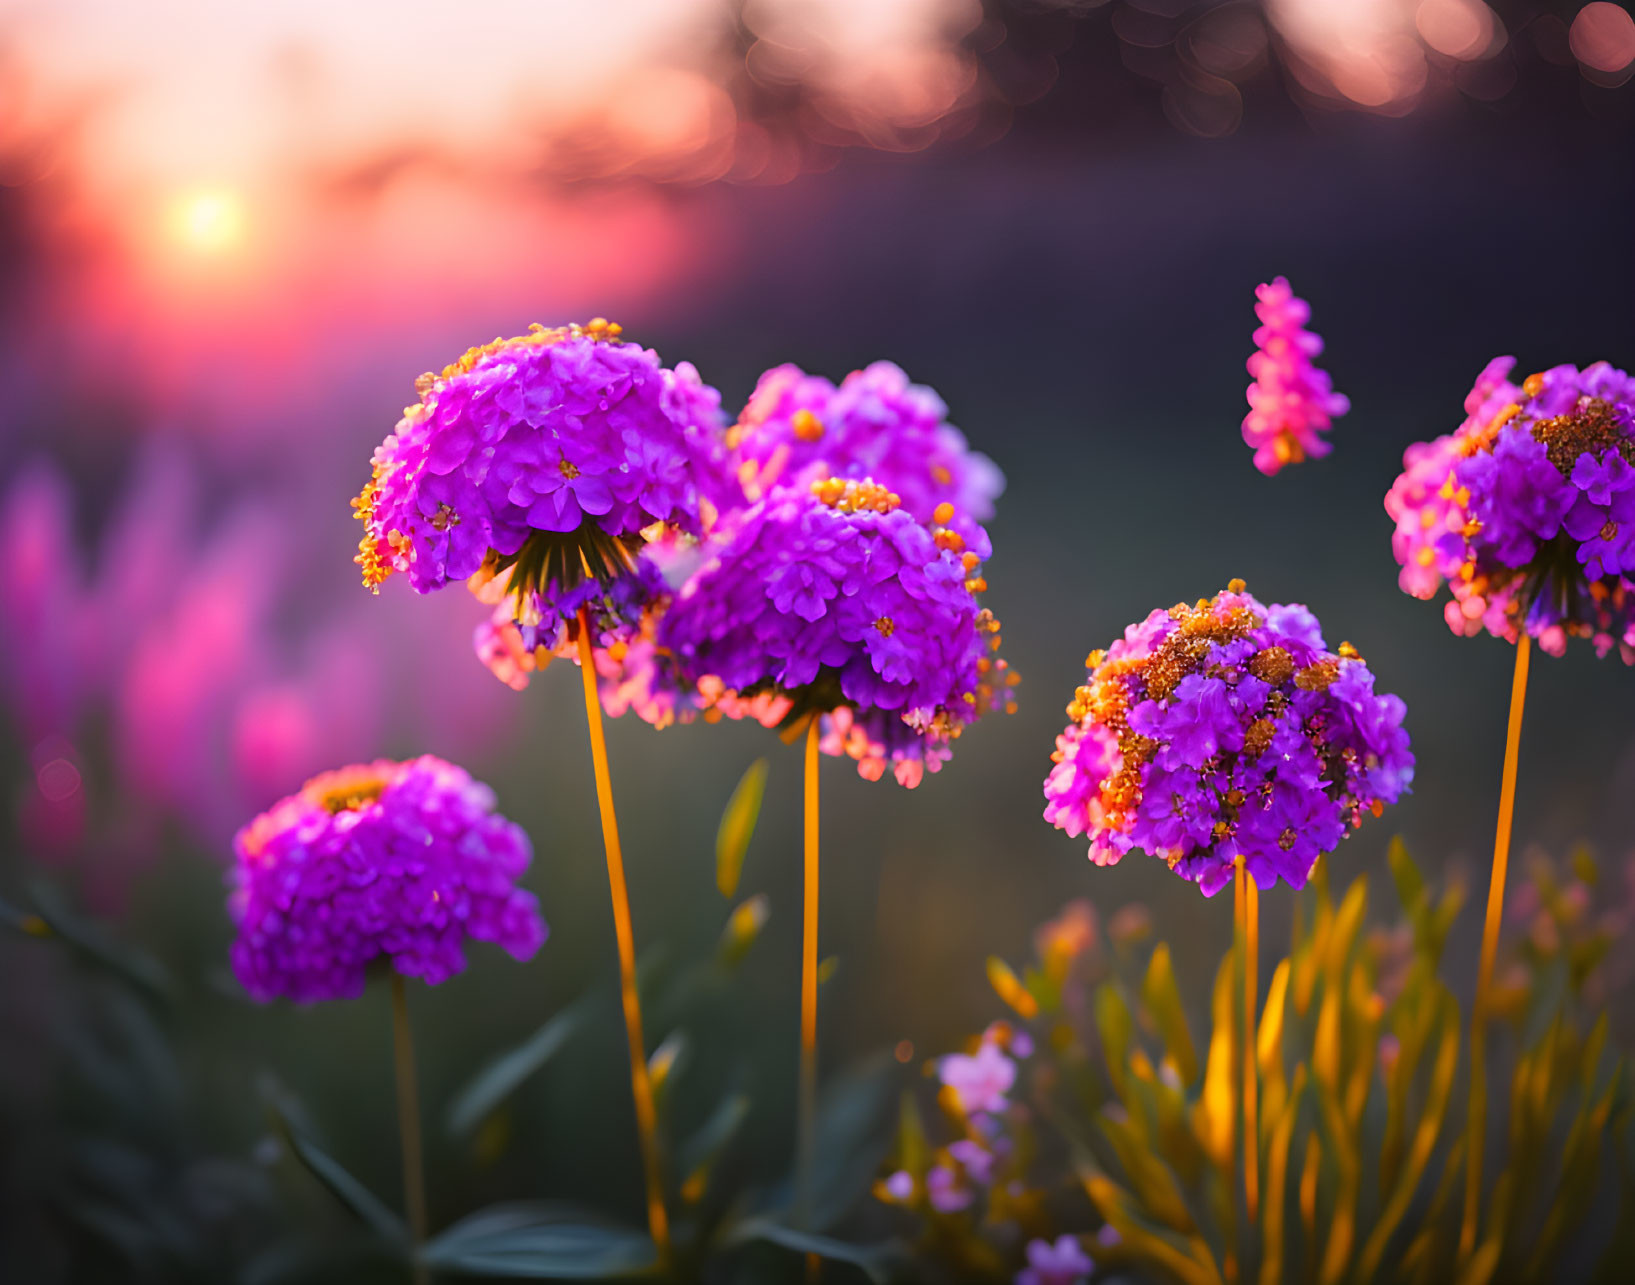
[1043,582,1412,895]
[229,756,546,1002]
[656,478,1011,785]
[729,361,1003,553]
[354,320,731,658]
[1386,359,1635,660]
[1242,277,1349,476]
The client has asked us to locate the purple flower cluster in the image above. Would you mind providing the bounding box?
[355,320,730,656]
[729,360,1003,550]
[229,756,545,1002]
[939,1033,1018,1116]
[1017,1237,1094,1285]
[1043,582,1412,895]
[656,477,1010,785]
[1386,359,1635,659]
[1242,277,1349,476]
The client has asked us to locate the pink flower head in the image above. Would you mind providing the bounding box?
[229,756,545,1002]
[1242,277,1349,476]
[1388,359,1635,659]
[0,463,87,744]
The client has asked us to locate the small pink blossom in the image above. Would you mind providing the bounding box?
[940,1037,1016,1115]
[1242,277,1349,476]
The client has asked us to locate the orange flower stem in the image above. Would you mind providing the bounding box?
[1244,867,1259,1226]
[1461,631,1531,1261]
[1230,856,1245,1281]
[389,973,430,1285]
[799,716,822,1282]
[576,608,670,1263]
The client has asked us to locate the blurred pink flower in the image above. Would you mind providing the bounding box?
[0,442,506,899]
[0,463,87,744]
[1242,276,1349,476]
[939,1036,1016,1116]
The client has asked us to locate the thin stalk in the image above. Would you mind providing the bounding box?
[390,973,430,1285]
[799,717,822,1282]
[1461,632,1532,1260]
[1244,870,1259,1226]
[575,609,670,1260]
[1230,856,1245,1284]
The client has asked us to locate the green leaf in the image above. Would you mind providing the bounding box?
[421,1202,657,1278]
[766,1054,898,1232]
[445,994,594,1140]
[717,895,769,971]
[647,1030,688,1107]
[269,1103,406,1245]
[1141,943,1198,1087]
[728,1218,902,1284]
[1387,837,1426,919]
[677,1092,751,1203]
[1095,983,1134,1101]
[1356,989,1459,1281]
[27,879,174,1005]
[892,1090,929,1183]
[716,759,768,898]
[0,891,50,936]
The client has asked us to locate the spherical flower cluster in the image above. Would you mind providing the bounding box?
[1389,360,1635,659]
[729,361,1003,551]
[1242,277,1349,476]
[354,319,731,656]
[657,477,1013,785]
[229,756,545,1002]
[1043,582,1413,896]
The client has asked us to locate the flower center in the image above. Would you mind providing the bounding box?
[559,458,581,480]
[874,616,895,636]
[306,769,391,814]
[1530,397,1634,476]
[811,477,900,513]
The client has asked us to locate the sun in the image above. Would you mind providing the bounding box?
[172,189,246,254]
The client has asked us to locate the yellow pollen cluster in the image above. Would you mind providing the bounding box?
[351,474,400,593]
[811,477,901,513]
[1531,397,1634,475]
[1293,659,1341,691]
[1061,582,1279,835]
[791,409,825,442]
[874,616,895,636]
[1457,402,1521,459]
[969,606,1016,718]
[559,458,581,480]
[415,319,625,395]
[305,767,391,814]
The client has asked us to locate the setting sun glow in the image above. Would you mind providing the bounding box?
[173,191,245,253]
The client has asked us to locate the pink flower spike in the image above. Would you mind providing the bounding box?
[1242,277,1349,476]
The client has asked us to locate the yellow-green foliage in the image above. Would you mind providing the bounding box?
[885,844,1634,1284]
[1078,841,1627,1285]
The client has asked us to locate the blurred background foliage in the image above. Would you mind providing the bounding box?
[3,1,1635,1281]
